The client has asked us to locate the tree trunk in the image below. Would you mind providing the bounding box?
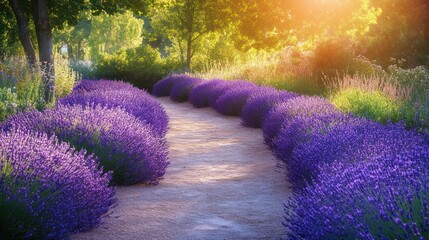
[8,0,36,66]
[185,35,192,72]
[32,0,55,103]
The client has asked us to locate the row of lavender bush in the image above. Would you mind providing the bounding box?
[0,80,169,239]
[153,74,429,239]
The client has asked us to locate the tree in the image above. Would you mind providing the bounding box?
[364,0,429,67]
[282,0,381,41]
[88,11,144,61]
[148,0,289,71]
[148,0,228,71]
[8,0,36,65]
[6,0,151,102]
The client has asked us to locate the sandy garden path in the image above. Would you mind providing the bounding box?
[72,97,291,240]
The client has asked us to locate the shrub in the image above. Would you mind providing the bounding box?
[152,74,186,97]
[261,96,339,148]
[54,55,79,99]
[58,88,169,137]
[387,65,429,131]
[400,97,429,132]
[0,128,114,239]
[388,65,429,92]
[189,79,226,108]
[312,37,358,84]
[213,87,260,116]
[208,80,257,107]
[0,58,46,120]
[92,45,169,91]
[241,89,298,128]
[72,79,135,94]
[1,105,169,185]
[169,76,204,102]
[285,147,429,239]
[0,87,18,121]
[290,120,427,191]
[331,88,400,124]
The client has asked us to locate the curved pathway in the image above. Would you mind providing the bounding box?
[72,97,291,240]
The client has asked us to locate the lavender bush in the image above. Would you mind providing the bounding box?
[273,112,350,164]
[208,80,257,107]
[72,79,135,94]
[0,128,114,239]
[152,74,188,97]
[58,88,169,137]
[285,147,429,239]
[241,89,298,128]
[189,79,226,108]
[169,76,204,102]
[290,120,428,191]
[213,87,259,116]
[1,105,169,185]
[261,96,339,148]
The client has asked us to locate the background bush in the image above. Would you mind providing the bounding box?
[91,45,171,91]
[331,88,400,124]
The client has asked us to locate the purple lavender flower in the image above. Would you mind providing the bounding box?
[0,128,115,239]
[58,88,169,137]
[72,79,135,94]
[189,79,226,108]
[273,112,350,166]
[240,89,298,128]
[285,146,429,239]
[213,87,260,116]
[1,105,169,185]
[290,120,428,191]
[208,80,257,107]
[261,96,339,148]
[169,76,204,102]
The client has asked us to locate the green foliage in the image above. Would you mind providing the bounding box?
[88,11,144,61]
[331,88,399,124]
[54,55,79,98]
[0,88,18,121]
[0,0,22,59]
[92,45,170,90]
[387,65,429,93]
[285,0,381,41]
[146,0,290,71]
[399,97,429,132]
[0,55,77,121]
[364,0,429,68]
[0,58,45,116]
